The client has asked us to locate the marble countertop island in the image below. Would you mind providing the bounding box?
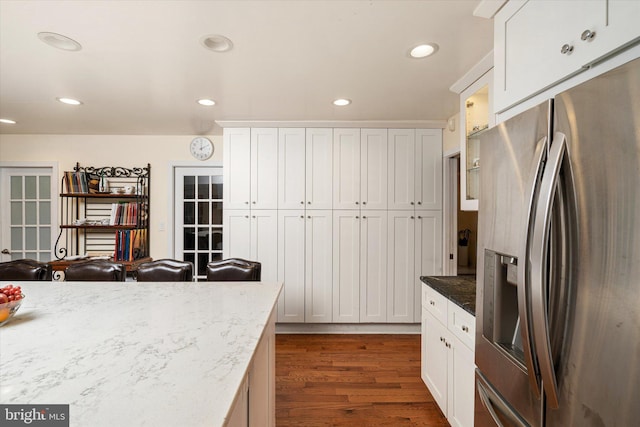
[0,281,282,426]
[420,275,477,316]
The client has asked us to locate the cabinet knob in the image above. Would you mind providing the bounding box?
[362,201,367,205]
[252,215,256,218]
[244,215,249,218]
[355,201,359,205]
[446,342,451,348]
[440,337,445,342]
[417,201,422,205]
[363,215,367,219]
[430,300,435,305]
[307,216,311,219]
[245,201,249,204]
[300,201,304,204]
[355,216,359,219]
[418,216,422,219]
[300,215,304,219]
[410,216,414,219]
[410,201,414,205]
[581,29,596,41]
[462,325,469,333]
[308,201,311,204]
[252,201,256,204]
[560,44,574,55]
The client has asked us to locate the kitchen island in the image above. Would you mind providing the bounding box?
[0,281,282,427]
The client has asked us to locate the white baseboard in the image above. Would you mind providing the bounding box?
[275,323,420,334]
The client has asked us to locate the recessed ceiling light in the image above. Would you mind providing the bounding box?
[57,97,82,105]
[197,99,216,106]
[410,43,439,58]
[0,118,17,124]
[37,32,82,51]
[333,99,351,106]
[200,34,233,52]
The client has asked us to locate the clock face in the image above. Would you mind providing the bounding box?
[190,137,214,160]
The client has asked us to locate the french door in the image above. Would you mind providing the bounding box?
[0,166,56,262]
[174,166,223,281]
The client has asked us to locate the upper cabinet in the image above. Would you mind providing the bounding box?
[459,69,494,212]
[494,0,640,112]
[224,128,278,210]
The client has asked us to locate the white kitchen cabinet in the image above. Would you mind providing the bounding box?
[277,210,306,322]
[305,128,334,210]
[277,210,333,323]
[278,128,306,209]
[359,210,388,322]
[460,69,493,211]
[414,210,444,320]
[224,128,252,210]
[333,129,361,210]
[388,129,442,210]
[494,0,640,112]
[223,209,278,282]
[360,128,388,210]
[224,128,278,210]
[333,128,387,210]
[305,210,333,322]
[278,128,333,210]
[248,310,276,427]
[421,283,475,427]
[332,210,388,323]
[387,211,416,323]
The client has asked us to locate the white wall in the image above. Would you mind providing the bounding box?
[0,134,223,258]
[442,112,460,155]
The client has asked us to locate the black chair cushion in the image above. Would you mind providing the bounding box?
[0,259,52,281]
[64,260,126,282]
[136,259,193,282]
[206,258,261,282]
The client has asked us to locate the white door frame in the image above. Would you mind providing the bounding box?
[0,161,59,261]
[442,154,458,276]
[168,161,223,258]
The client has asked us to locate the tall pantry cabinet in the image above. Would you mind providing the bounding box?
[223,126,443,324]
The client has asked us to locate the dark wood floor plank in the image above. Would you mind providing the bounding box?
[276,334,449,426]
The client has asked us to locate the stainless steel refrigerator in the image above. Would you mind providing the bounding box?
[474,56,640,426]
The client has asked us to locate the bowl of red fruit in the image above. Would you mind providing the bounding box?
[0,284,24,326]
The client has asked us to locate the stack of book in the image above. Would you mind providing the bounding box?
[109,202,139,226]
[114,229,145,261]
[64,171,88,193]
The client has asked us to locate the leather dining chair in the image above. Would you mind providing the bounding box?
[64,259,126,282]
[0,259,52,281]
[135,259,194,282]
[206,258,261,282]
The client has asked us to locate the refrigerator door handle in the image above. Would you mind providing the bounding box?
[519,136,548,398]
[529,132,567,409]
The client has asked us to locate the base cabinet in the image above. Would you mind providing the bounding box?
[421,284,475,427]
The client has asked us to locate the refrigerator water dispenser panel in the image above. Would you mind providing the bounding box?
[483,249,525,367]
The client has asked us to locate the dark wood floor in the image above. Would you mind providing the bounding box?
[276,334,449,426]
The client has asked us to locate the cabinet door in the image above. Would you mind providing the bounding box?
[278,128,306,209]
[306,128,333,210]
[333,128,361,209]
[360,128,387,210]
[251,210,278,283]
[423,309,449,413]
[305,210,333,323]
[359,210,388,322]
[249,313,276,427]
[223,209,251,260]
[387,211,415,323]
[224,128,251,209]
[387,129,416,210]
[277,210,306,323]
[251,128,279,209]
[415,129,442,210]
[448,337,475,427]
[332,210,360,322]
[415,211,443,320]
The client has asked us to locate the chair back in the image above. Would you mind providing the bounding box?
[136,259,193,282]
[0,259,52,281]
[64,260,126,281]
[206,258,261,282]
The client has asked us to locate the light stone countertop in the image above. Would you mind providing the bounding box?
[0,281,282,427]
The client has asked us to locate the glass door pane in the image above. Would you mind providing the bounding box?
[174,167,223,281]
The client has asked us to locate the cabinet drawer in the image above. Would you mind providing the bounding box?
[423,284,448,325]
[448,303,475,350]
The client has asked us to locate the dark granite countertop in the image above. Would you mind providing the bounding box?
[420,275,476,316]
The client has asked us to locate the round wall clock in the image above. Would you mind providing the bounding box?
[190,136,214,160]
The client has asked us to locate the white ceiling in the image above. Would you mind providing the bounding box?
[0,0,494,135]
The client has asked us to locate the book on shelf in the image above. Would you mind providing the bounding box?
[64,171,89,193]
[109,202,139,226]
[114,229,146,261]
